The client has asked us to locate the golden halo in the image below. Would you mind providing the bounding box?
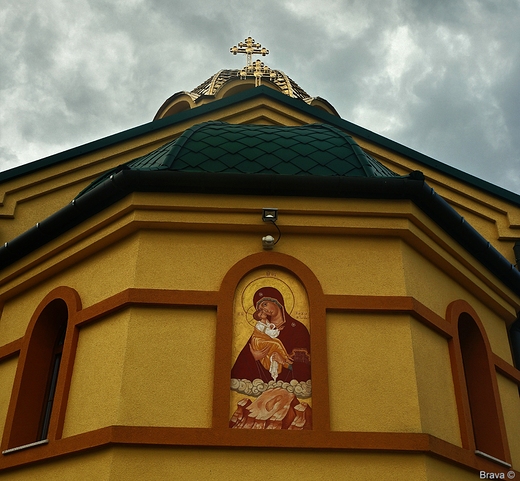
[245,305,258,327]
[241,276,295,327]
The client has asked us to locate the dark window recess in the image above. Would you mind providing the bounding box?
[38,326,66,441]
[509,316,520,370]
[5,299,68,450]
[458,313,506,461]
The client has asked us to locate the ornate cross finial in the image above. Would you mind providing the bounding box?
[240,59,276,87]
[231,37,275,87]
[230,36,269,67]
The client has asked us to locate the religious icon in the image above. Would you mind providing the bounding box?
[229,268,312,429]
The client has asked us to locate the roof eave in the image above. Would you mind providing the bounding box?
[1,169,519,296]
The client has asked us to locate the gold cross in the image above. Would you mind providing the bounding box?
[240,59,277,87]
[230,37,269,67]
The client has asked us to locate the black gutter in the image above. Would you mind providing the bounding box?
[1,169,519,295]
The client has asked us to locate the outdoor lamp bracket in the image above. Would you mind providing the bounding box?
[261,208,281,250]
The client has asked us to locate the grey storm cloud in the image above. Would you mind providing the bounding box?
[1,0,520,193]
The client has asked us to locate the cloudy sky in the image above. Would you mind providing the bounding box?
[1,0,520,193]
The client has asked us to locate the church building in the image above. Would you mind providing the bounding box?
[0,37,519,480]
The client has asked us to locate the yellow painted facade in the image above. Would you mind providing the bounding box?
[0,77,519,479]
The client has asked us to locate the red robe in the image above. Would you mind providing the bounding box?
[231,316,311,383]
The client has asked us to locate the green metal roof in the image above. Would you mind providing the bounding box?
[77,122,399,197]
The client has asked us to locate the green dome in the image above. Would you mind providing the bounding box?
[77,122,398,197]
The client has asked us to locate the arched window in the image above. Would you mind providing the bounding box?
[457,311,508,462]
[3,297,69,450]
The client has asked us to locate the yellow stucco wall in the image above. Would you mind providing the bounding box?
[133,230,256,292]
[132,229,409,296]
[4,190,516,317]
[0,188,519,477]
[0,447,480,481]
[401,241,514,361]
[497,373,520,467]
[327,312,422,433]
[288,235,408,296]
[410,320,461,445]
[116,306,216,429]
[0,449,113,481]
[63,306,216,437]
[0,232,141,347]
[326,311,461,446]
[62,310,130,436]
[1,195,517,435]
[422,456,479,481]
[359,138,520,265]
[104,448,477,481]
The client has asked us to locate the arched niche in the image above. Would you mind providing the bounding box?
[229,266,312,429]
[213,252,329,431]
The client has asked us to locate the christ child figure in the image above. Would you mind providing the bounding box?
[249,299,293,381]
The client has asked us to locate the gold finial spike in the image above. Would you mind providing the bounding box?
[230,36,269,67]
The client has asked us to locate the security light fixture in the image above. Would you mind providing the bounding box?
[262,208,278,223]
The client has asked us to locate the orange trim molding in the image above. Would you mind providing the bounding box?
[0,338,22,362]
[1,281,518,474]
[0,426,516,476]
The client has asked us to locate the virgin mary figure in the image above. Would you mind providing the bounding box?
[231,286,311,384]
